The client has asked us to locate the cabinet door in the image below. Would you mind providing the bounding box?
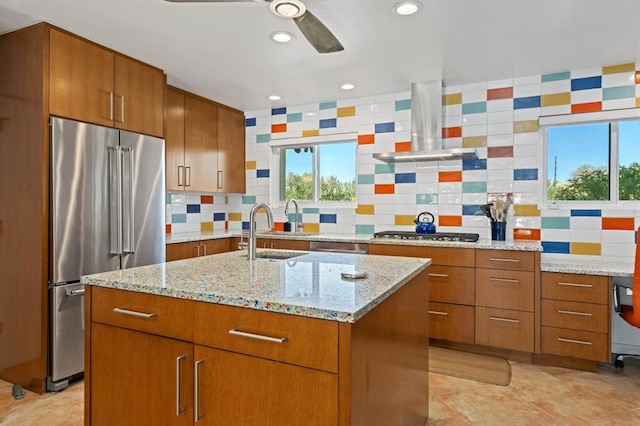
[49,29,114,127]
[194,346,338,426]
[256,238,310,250]
[185,96,218,192]
[166,241,200,261]
[217,107,246,193]
[203,238,231,255]
[91,323,193,426]
[114,54,164,137]
[166,88,186,191]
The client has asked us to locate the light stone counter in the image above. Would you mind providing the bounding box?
[542,260,634,277]
[81,249,431,323]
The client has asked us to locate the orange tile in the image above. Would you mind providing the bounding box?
[303,129,320,137]
[438,171,462,182]
[439,215,462,227]
[571,102,602,114]
[395,141,412,152]
[358,134,375,145]
[487,87,513,100]
[636,71,640,85]
[602,217,635,230]
[514,228,541,241]
[442,126,462,139]
[272,222,285,231]
[271,123,287,133]
[201,195,214,204]
[165,224,171,234]
[487,146,513,158]
[374,184,395,194]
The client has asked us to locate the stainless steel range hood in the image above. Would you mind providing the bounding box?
[373,80,478,162]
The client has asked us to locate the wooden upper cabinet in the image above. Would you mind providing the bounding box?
[217,106,246,193]
[166,87,186,191]
[49,28,164,137]
[185,95,218,192]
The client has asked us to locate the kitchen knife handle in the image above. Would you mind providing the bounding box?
[176,354,187,416]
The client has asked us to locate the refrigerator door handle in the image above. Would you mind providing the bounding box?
[123,147,135,254]
[108,146,123,255]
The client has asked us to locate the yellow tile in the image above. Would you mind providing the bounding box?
[514,120,539,133]
[462,136,487,148]
[303,130,320,137]
[636,98,640,108]
[302,223,319,233]
[541,92,570,107]
[514,204,540,217]
[337,106,356,117]
[395,215,415,226]
[200,222,213,232]
[228,212,242,222]
[246,160,257,170]
[443,93,462,105]
[570,242,601,256]
[603,63,635,74]
[356,204,375,215]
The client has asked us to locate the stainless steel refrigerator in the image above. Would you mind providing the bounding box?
[48,117,166,391]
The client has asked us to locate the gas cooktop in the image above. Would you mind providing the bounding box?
[373,231,480,242]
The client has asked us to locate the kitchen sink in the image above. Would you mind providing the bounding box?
[257,230,317,237]
[241,250,306,260]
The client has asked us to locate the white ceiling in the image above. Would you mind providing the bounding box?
[1,0,639,112]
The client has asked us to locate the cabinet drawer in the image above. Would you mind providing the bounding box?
[475,269,534,311]
[429,302,475,344]
[541,299,608,333]
[194,302,338,373]
[256,238,310,251]
[541,272,608,304]
[428,266,475,305]
[91,287,193,341]
[476,250,534,271]
[475,307,534,352]
[541,326,609,362]
[368,244,475,267]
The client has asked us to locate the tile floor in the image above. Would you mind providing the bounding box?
[1,358,639,425]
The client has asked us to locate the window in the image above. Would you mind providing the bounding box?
[277,140,356,203]
[541,109,640,205]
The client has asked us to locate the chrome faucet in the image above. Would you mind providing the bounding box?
[248,202,274,260]
[284,198,303,233]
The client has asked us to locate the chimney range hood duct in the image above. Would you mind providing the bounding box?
[372,80,478,162]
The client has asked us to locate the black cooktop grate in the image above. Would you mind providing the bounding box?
[373,231,480,242]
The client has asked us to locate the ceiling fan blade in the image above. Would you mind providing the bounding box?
[293,9,344,54]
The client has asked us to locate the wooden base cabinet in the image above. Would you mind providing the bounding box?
[166,239,231,262]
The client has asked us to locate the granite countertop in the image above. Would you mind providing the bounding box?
[81,249,431,323]
[166,230,543,252]
[541,260,634,277]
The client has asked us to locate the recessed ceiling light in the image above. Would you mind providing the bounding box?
[270,31,295,43]
[392,0,423,16]
[270,0,306,19]
[268,95,282,101]
[340,83,356,90]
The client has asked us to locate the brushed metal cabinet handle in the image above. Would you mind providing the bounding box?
[557,281,593,288]
[558,337,592,346]
[428,273,449,278]
[201,244,207,256]
[489,277,520,284]
[488,257,520,263]
[176,354,187,416]
[557,309,593,317]
[228,328,288,343]
[185,166,191,187]
[121,95,125,123]
[109,92,114,121]
[112,307,158,319]
[65,288,85,297]
[194,359,205,422]
[178,166,184,187]
[428,310,448,316]
[196,245,200,257]
[489,316,520,323]
[217,170,223,189]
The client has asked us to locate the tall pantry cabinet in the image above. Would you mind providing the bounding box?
[0,23,165,393]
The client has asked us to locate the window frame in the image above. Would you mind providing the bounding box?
[539,108,640,209]
[269,132,358,208]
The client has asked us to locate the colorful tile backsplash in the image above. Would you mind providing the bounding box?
[164,61,640,263]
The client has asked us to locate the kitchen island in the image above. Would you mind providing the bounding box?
[81,249,431,426]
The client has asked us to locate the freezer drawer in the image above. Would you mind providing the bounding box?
[50,283,85,384]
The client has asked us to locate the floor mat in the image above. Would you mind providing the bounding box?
[429,347,512,386]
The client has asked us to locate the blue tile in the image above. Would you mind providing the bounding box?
[245,117,256,127]
[542,72,570,82]
[186,204,201,214]
[319,118,337,129]
[213,212,226,221]
[541,241,571,254]
[242,221,250,230]
[395,99,411,111]
[271,107,287,115]
[256,134,271,143]
[256,169,270,178]
[570,209,602,217]
[319,214,337,224]
[462,204,483,216]
[375,122,395,133]
[355,224,375,235]
[319,101,337,110]
[462,102,487,115]
[242,195,256,204]
[514,96,541,110]
[514,168,538,181]
[571,76,601,91]
[171,213,187,224]
[462,158,487,170]
[287,112,302,123]
[395,173,416,184]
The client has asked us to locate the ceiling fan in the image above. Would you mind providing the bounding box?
[163,0,344,54]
